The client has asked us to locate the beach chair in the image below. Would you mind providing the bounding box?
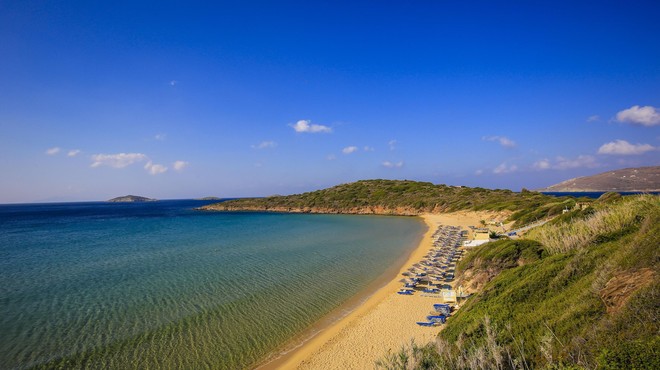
[433,303,452,315]
[426,315,447,323]
[416,321,438,327]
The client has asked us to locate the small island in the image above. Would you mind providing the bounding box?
[196,196,221,200]
[107,195,157,203]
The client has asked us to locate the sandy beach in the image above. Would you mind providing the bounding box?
[262,211,499,370]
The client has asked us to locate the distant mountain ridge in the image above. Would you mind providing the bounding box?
[537,166,660,192]
[107,195,157,202]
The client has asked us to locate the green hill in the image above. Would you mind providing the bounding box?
[201,180,584,227]
[377,194,659,369]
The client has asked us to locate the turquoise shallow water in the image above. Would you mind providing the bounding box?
[0,200,425,369]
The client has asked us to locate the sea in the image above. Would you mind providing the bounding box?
[0,200,425,370]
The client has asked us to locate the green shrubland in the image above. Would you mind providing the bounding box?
[209,180,584,227]
[377,195,659,369]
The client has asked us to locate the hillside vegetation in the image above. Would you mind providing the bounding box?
[202,180,583,227]
[377,195,659,369]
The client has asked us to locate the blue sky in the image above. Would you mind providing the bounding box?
[1,1,659,203]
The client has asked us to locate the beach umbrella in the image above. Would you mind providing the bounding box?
[419,276,433,284]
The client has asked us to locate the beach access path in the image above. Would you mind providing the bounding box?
[265,211,497,370]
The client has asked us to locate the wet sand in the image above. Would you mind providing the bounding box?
[263,211,494,370]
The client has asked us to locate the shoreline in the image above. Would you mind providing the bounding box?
[255,215,428,369]
[260,211,498,369]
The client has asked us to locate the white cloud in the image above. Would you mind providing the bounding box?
[482,136,516,148]
[251,141,277,149]
[363,146,375,152]
[587,115,600,122]
[532,155,599,170]
[90,153,148,168]
[475,169,484,176]
[45,147,61,155]
[615,105,660,126]
[554,155,598,170]
[169,80,177,86]
[67,149,81,157]
[290,119,332,133]
[144,161,168,175]
[342,146,358,154]
[155,133,166,141]
[493,163,518,174]
[388,140,397,151]
[326,154,336,161]
[597,140,656,155]
[382,160,404,168]
[533,159,551,170]
[173,160,189,171]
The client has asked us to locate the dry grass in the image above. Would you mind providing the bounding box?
[526,195,658,254]
[375,316,535,370]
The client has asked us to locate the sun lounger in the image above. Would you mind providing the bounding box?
[416,321,439,327]
[426,315,447,323]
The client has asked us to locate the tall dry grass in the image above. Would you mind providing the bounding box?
[375,316,537,370]
[527,195,658,254]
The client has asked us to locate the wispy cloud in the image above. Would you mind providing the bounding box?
[45,147,61,155]
[90,153,148,168]
[169,80,177,86]
[388,140,397,151]
[493,163,518,174]
[586,115,600,123]
[482,136,516,148]
[290,119,332,133]
[597,139,656,155]
[533,155,598,170]
[173,160,189,171]
[154,133,166,141]
[532,159,551,170]
[363,146,375,152]
[251,141,277,149]
[144,161,168,175]
[615,105,660,126]
[382,160,404,168]
[67,149,81,157]
[326,154,337,161]
[475,169,484,176]
[555,155,598,169]
[342,146,358,154]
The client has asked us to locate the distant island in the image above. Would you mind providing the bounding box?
[537,166,660,192]
[107,195,157,202]
[196,196,221,200]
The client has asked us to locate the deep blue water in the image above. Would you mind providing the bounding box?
[0,200,425,369]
